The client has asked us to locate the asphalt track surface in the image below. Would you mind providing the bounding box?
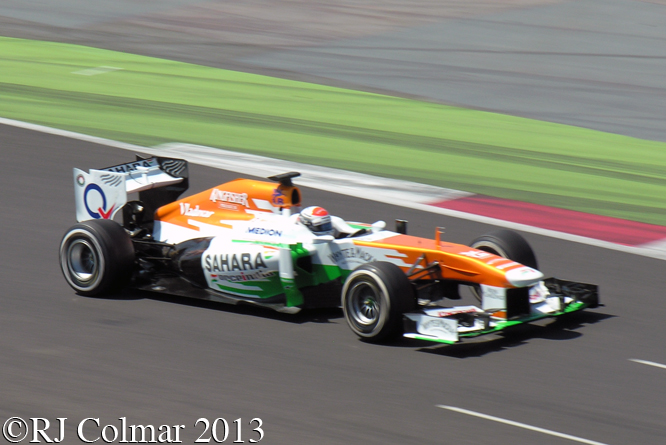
[3,123,666,444]
[3,0,666,443]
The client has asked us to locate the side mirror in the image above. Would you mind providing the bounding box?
[395,219,407,234]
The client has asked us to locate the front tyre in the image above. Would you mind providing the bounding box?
[342,262,415,342]
[470,229,538,270]
[59,219,134,296]
[469,229,538,302]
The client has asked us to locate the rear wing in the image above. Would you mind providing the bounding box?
[74,156,188,222]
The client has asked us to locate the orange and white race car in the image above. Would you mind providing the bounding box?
[59,157,599,344]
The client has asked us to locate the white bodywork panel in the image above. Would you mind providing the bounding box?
[73,158,185,222]
[74,168,127,222]
[404,313,459,343]
[481,284,507,311]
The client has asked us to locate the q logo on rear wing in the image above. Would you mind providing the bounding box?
[72,157,188,222]
[73,168,127,222]
[84,184,115,219]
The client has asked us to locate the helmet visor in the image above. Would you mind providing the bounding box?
[313,221,333,234]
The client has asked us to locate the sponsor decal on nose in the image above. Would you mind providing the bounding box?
[505,267,544,287]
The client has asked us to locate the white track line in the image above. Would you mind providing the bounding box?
[629,359,666,370]
[72,66,122,76]
[3,116,666,260]
[437,405,610,445]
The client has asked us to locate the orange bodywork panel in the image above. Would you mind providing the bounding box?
[155,178,301,228]
[353,234,520,288]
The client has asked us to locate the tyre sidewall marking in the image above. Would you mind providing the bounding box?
[472,240,508,258]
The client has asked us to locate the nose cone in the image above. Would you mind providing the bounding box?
[505,266,544,287]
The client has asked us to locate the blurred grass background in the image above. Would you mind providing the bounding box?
[2,36,666,225]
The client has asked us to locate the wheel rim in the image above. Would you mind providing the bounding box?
[348,280,382,330]
[66,238,99,286]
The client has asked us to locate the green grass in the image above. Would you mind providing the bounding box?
[2,36,666,225]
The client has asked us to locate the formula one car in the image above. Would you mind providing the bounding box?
[59,156,599,344]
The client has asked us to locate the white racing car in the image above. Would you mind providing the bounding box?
[60,157,599,344]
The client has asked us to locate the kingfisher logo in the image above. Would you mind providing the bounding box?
[84,184,115,219]
[209,189,248,207]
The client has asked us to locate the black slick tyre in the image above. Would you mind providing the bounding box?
[59,219,134,296]
[342,261,415,342]
[470,229,538,269]
[469,230,538,302]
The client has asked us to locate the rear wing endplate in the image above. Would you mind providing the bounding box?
[74,156,188,222]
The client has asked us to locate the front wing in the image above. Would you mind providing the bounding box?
[403,278,599,344]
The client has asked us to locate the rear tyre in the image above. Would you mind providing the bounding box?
[342,262,415,342]
[59,219,134,296]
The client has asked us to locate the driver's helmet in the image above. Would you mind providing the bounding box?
[298,206,334,236]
